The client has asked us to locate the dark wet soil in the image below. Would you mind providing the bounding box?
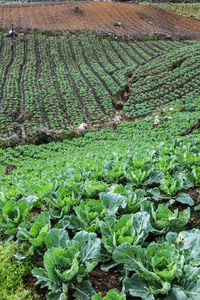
[89,265,121,296]
[23,274,47,300]
[150,187,200,230]
[175,187,200,229]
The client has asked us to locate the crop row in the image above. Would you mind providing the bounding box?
[151,3,200,20]
[0,33,198,137]
[124,44,200,118]
[1,111,200,299]
[0,40,23,136]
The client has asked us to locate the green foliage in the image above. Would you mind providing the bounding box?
[73,199,107,232]
[150,3,200,20]
[124,43,200,119]
[114,229,200,298]
[32,230,101,299]
[0,242,34,299]
[92,289,125,300]
[82,180,108,199]
[0,110,200,298]
[0,33,198,139]
[100,212,152,255]
[0,196,38,237]
[16,212,51,258]
[151,203,190,232]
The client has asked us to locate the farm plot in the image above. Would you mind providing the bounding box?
[1,2,200,40]
[0,33,192,138]
[1,111,200,299]
[124,43,200,118]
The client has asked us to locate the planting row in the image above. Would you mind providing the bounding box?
[0,33,197,137]
[124,43,200,118]
[1,111,200,298]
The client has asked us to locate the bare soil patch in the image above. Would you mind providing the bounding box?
[89,265,121,296]
[0,2,200,40]
[23,274,47,300]
[170,188,200,229]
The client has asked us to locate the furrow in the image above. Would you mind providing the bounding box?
[34,38,49,129]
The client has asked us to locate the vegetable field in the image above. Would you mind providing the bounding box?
[1,1,200,298]
[150,3,200,20]
[1,111,200,299]
[0,33,199,138]
[125,42,200,118]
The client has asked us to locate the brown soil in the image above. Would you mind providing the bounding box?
[172,187,200,229]
[149,187,200,230]
[183,188,200,229]
[89,265,121,296]
[180,118,200,136]
[23,274,47,300]
[5,164,17,175]
[0,2,200,40]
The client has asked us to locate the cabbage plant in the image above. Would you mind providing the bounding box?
[32,229,101,299]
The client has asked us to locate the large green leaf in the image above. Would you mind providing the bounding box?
[182,265,200,300]
[145,170,165,186]
[147,187,162,201]
[175,193,194,206]
[32,267,49,287]
[112,242,145,271]
[165,287,187,300]
[55,215,82,230]
[176,229,200,263]
[123,274,154,300]
[176,172,195,189]
[133,212,152,244]
[45,228,69,249]
[24,195,39,208]
[92,289,125,300]
[73,231,101,264]
[100,192,126,214]
[72,281,96,300]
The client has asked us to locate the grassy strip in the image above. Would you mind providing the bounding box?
[146,2,200,20]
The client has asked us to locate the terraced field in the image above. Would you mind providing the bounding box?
[150,2,200,20]
[1,2,200,39]
[125,42,200,118]
[0,33,199,138]
[1,1,200,299]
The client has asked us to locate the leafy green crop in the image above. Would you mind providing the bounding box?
[32,230,101,299]
[1,104,200,299]
[151,203,190,232]
[0,196,38,237]
[92,289,125,300]
[16,212,51,258]
[113,229,200,299]
[73,199,107,232]
[100,212,152,255]
[82,180,108,199]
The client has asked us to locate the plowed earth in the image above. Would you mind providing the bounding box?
[0,2,200,39]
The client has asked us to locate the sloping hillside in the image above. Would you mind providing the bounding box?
[0,33,198,139]
[0,2,200,39]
